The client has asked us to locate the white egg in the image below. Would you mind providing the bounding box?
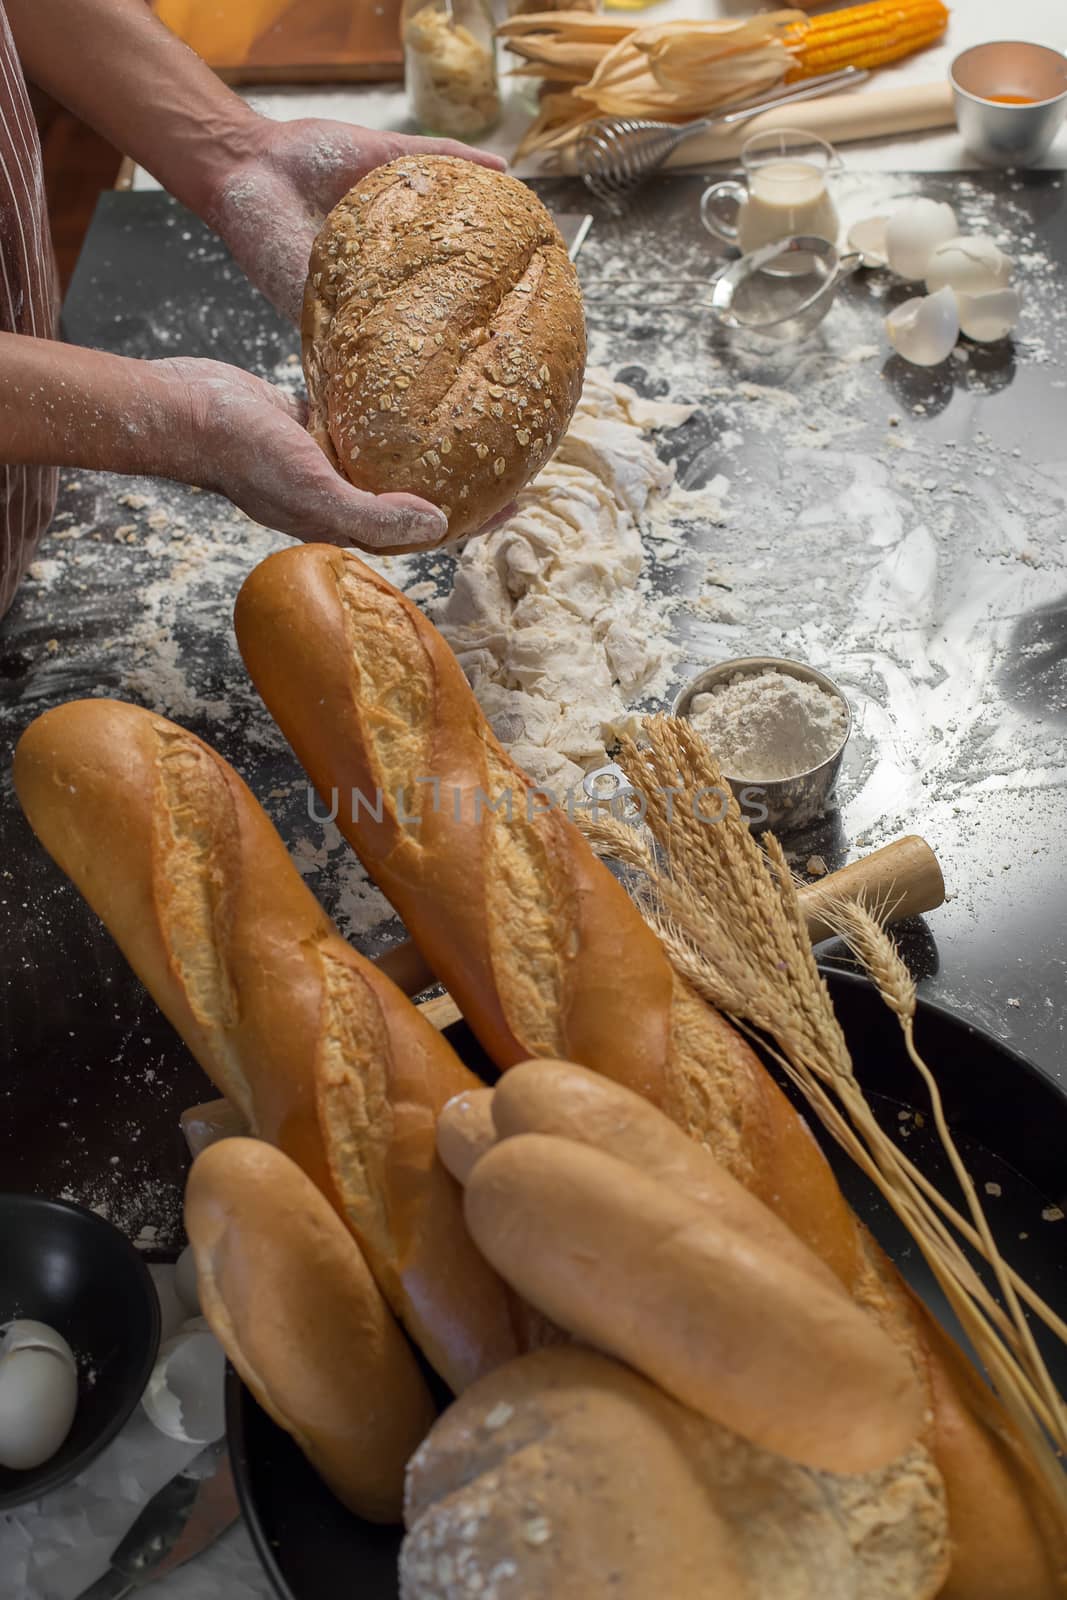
[925,234,1013,295]
[142,1325,226,1444]
[885,199,958,281]
[1,1321,76,1366]
[173,1246,201,1317]
[846,214,890,268]
[886,287,960,367]
[0,1321,79,1470]
[957,287,1022,343]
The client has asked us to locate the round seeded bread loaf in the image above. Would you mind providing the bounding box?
[302,155,587,543]
[401,1346,951,1600]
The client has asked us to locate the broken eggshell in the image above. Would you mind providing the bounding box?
[886,286,960,367]
[925,234,1013,295]
[885,198,958,281]
[846,214,889,268]
[141,1321,226,1445]
[956,287,1022,342]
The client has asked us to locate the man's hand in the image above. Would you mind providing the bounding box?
[160,357,448,550]
[207,120,507,325]
[0,334,448,553]
[6,1,504,326]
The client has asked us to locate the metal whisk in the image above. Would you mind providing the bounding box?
[577,67,867,205]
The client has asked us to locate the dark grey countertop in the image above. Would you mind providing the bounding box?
[1,174,1065,1248]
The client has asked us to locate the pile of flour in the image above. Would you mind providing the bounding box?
[688,668,849,781]
[432,367,692,793]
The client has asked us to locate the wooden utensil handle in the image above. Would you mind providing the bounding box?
[799,834,945,945]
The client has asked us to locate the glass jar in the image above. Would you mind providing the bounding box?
[403,0,500,142]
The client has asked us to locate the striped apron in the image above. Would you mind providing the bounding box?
[0,0,59,620]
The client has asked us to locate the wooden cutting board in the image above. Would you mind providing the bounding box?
[152,0,404,83]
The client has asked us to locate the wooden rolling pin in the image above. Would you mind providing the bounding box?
[556,81,955,174]
[380,834,946,1025]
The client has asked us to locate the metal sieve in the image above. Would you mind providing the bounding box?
[582,234,862,339]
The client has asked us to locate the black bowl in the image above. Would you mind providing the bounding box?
[0,1193,161,1509]
[229,971,1067,1600]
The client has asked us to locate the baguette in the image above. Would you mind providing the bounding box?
[13,699,520,1393]
[402,1346,950,1600]
[235,544,1067,1595]
[185,1138,434,1521]
[233,544,858,1282]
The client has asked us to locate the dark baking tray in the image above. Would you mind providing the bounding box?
[226,969,1067,1600]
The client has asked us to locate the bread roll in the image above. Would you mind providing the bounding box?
[13,699,520,1393]
[482,1059,845,1295]
[402,1346,950,1600]
[464,1133,921,1475]
[235,543,1067,1591]
[302,155,586,543]
[437,1088,497,1186]
[186,1138,434,1521]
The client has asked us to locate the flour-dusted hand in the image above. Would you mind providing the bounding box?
[158,357,448,550]
[207,120,507,325]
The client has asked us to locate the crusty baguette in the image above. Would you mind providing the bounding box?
[233,544,858,1282]
[463,1133,922,1474]
[235,544,1067,1595]
[402,1346,950,1600]
[13,699,520,1393]
[185,1138,434,1521]
[303,155,586,543]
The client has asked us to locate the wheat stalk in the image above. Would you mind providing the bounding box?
[577,714,1067,1520]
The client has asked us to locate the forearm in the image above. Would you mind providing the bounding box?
[5,0,258,217]
[0,332,191,480]
[0,336,449,549]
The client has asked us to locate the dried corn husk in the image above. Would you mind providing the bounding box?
[497,11,634,44]
[501,12,804,150]
[513,88,589,159]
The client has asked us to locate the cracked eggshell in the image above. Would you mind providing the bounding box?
[885,199,958,281]
[0,1320,79,1470]
[846,215,889,268]
[957,287,1021,342]
[886,287,960,367]
[926,235,1013,295]
[141,1322,226,1444]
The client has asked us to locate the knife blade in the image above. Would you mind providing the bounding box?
[73,1440,238,1600]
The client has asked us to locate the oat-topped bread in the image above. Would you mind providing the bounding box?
[302,155,586,543]
[401,1347,951,1600]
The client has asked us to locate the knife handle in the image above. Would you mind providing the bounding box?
[71,1572,133,1600]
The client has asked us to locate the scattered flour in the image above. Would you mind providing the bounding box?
[688,668,849,782]
[434,367,692,793]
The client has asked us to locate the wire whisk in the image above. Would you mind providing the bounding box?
[577,67,867,206]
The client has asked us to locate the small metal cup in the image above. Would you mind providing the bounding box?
[951,41,1067,168]
[672,655,852,833]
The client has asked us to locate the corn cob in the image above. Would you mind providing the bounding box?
[787,0,949,80]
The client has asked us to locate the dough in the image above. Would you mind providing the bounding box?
[436,369,691,795]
